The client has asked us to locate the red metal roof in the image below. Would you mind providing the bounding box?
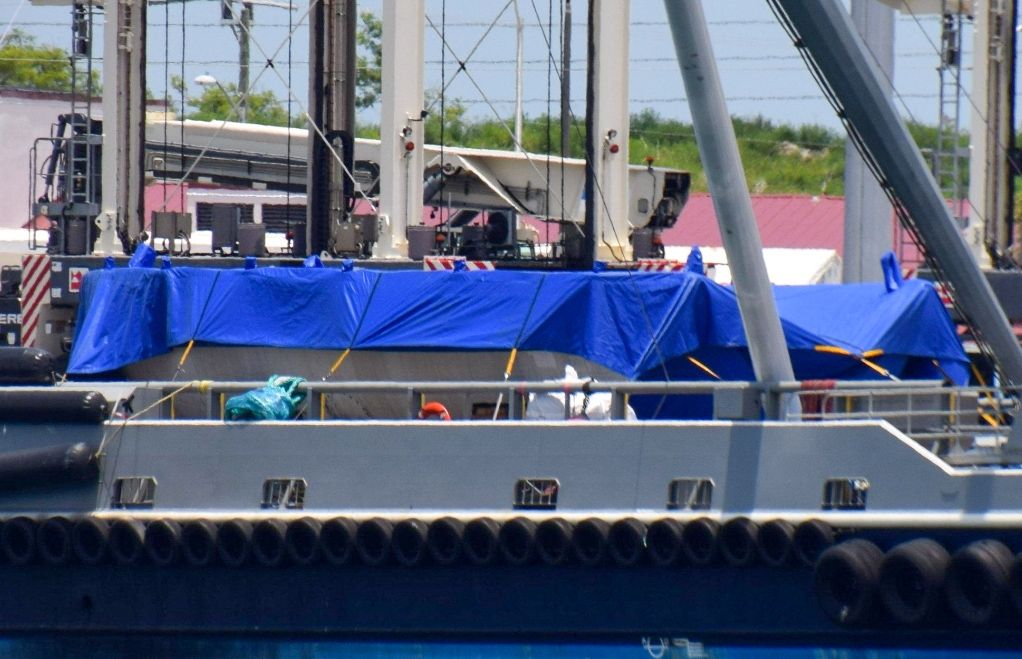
[663,193,851,254]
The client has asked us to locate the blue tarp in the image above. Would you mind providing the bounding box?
[68,266,969,389]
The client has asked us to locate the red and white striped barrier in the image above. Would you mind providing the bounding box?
[636,259,685,272]
[423,256,495,271]
[19,254,51,348]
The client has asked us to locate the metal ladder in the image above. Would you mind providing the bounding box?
[67,0,98,210]
[933,4,967,224]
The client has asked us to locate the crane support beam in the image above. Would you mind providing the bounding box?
[307,0,357,256]
[99,0,146,253]
[664,0,798,419]
[377,0,425,258]
[772,0,1022,386]
[591,0,631,261]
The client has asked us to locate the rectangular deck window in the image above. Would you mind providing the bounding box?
[513,478,559,510]
[822,478,869,510]
[262,478,307,510]
[111,477,157,509]
[667,478,714,510]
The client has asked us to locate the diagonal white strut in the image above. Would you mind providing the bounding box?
[664,0,798,419]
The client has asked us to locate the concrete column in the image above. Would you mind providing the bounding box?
[843,0,894,282]
[377,0,425,258]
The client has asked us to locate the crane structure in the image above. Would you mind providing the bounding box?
[23,0,1022,384]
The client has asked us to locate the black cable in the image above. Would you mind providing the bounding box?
[439,0,447,229]
[163,0,169,203]
[179,0,185,190]
[544,0,552,245]
[285,0,293,252]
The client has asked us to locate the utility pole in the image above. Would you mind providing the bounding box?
[238,2,252,123]
[307,0,357,256]
[560,0,571,160]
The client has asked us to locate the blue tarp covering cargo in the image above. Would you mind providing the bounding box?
[68,266,968,393]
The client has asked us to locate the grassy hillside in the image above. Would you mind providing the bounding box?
[359,107,963,197]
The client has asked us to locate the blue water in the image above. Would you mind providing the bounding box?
[2,637,1019,659]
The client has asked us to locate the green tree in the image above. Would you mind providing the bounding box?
[172,74,293,127]
[356,10,382,109]
[0,29,98,92]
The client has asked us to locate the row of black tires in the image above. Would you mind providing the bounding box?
[814,537,1022,628]
[0,515,833,570]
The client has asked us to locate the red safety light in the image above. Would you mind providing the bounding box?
[405,141,416,152]
[608,143,620,154]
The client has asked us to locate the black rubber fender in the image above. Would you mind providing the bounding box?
[181,519,217,567]
[36,516,72,565]
[284,517,322,566]
[72,517,109,565]
[879,538,950,625]
[252,519,287,567]
[536,518,573,566]
[647,519,684,567]
[392,519,428,567]
[814,538,884,626]
[498,517,537,566]
[355,517,394,566]
[217,519,253,567]
[0,442,98,491]
[0,391,107,424]
[572,518,610,566]
[145,519,182,567]
[720,517,759,567]
[795,519,835,566]
[757,519,796,567]
[109,519,146,565]
[2,516,36,565]
[0,347,56,385]
[427,517,464,566]
[945,539,1013,626]
[1006,551,1022,619]
[463,517,501,566]
[681,517,720,566]
[321,517,357,565]
[608,518,646,567]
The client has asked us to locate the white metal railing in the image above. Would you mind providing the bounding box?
[118,378,1018,462]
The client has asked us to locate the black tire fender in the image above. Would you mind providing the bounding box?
[813,538,884,626]
[879,538,950,625]
[946,539,1013,626]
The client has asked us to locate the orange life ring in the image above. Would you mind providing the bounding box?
[418,401,452,421]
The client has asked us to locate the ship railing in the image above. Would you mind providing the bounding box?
[127,375,1005,427]
[141,379,740,423]
[791,381,1018,464]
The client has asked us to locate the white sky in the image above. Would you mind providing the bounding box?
[0,0,1016,133]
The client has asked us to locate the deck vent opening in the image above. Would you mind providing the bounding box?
[514,478,559,510]
[262,478,307,510]
[111,477,157,509]
[822,478,869,510]
[667,478,714,510]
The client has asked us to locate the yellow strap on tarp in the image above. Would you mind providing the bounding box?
[328,347,352,376]
[687,356,721,380]
[503,347,519,381]
[814,345,893,379]
[970,362,1005,427]
[178,339,195,369]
